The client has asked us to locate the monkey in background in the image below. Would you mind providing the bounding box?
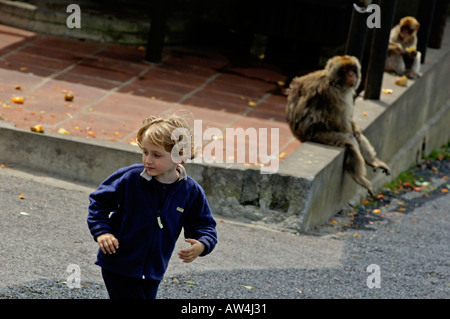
[385,16,422,79]
[286,55,390,195]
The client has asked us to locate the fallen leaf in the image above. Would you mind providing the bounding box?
[241,285,254,290]
[442,188,449,193]
[30,124,44,133]
[395,76,408,87]
[382,88,393,94]
[11,96,24,104]
[58,128,70,135]
[64,92,74,101]
[18,193,25,199]
[184,280,196,286]
[373,209,381,214]
[353,233,359,237]
[248,101,256,107]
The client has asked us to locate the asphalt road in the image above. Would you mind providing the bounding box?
[0,162,448,300]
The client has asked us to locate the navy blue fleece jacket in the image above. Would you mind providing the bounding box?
[87,164,217,281]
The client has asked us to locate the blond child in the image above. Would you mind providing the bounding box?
[87,114,217,299]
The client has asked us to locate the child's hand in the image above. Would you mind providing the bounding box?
[178,239,205,263]
[97,233,119,254]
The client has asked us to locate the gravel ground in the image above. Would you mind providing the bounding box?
[0,147,448,300]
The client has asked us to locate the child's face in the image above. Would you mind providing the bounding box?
[141,139,178,183]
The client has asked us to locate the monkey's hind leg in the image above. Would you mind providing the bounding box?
[314,132,374,195]
[358,134,391,176]
[344,143,375,196]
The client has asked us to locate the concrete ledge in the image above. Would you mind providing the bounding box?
[0,120,142,184]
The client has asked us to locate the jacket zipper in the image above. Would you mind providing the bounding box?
[141,180,180,278]
[156,211,164,229]
[155,180,181,229]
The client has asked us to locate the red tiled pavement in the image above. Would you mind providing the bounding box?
[0,24,302,168]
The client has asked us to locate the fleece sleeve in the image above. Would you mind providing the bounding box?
[87,169,125,241]
[183,187,218,256]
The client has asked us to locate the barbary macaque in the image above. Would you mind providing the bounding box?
[385,16,422,79]
[286,55,390,195]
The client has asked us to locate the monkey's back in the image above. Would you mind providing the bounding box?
[286,70,351,142]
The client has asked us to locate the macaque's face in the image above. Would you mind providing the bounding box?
[325,55,361,90]
[399,17,420,41]
[340,65,359,88]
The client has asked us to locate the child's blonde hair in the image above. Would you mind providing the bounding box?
[136,113,196,161]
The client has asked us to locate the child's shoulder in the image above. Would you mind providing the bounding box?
[117,164,144,173]
[111,164,144,180]
[184,174,206,195]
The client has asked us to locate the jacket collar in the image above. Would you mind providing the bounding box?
[140,164,187,182]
